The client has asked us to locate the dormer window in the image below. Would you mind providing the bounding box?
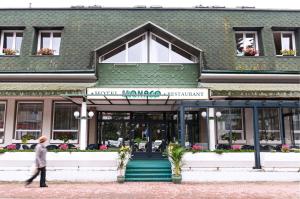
[273,31,296,56]
[100,32,197,63]
[37,30,61,55]
[235,31,259,56]
[0,30,23,55]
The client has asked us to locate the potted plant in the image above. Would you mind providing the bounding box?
[243,47,257,56]
[168,143,185,184]
[221,131,238,144]
[37,48,54,55]
[280,49,296,56]
[3,48,17,56]
[21,134,35,149]
[117,146,131,183]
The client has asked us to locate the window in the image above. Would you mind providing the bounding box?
[37,31,61,55]
[52,103,79,142]
[0,102,6,143]
[15,102,43,140]
[102,34,147,63]
[216,108,245,143]
[273,31,296,56]
[100,32,197,63]
[259,108,280,142]
[0,30,23,55]
[235,31,259,56]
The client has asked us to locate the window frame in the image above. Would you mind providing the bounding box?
[101,32,148,63]
[13,101,44,143]
[235,31,259,56]
[216,108,246,144]
[273,31,296,56]
[259,108,281,144]
[100,32,197,63]
[0,30,23,55]
[51,101,80,144]
[37,30,62,55]
[0,101,6,144]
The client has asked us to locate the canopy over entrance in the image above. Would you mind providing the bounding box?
[63,87,209,106]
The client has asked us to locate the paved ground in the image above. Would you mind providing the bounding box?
[0,182,299,199]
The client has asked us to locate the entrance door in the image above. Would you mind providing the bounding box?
[97,112,176,158]
[130,120,167,157]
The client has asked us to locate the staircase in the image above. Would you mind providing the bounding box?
[125,159,172,182]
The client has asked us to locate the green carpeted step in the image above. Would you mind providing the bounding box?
[125,159,172,182]
[125,173,171,178]
[125,177,172,182]
[126,168,171,174]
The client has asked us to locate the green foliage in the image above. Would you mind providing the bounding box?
[21,134,35,144]
[214,149,224,154]
[168,144,185,176]
[281,49,296,56]
[214,149,255,154]
[118,146,131,174]
[134,138,144,144]
[58,135,72,143]
[221,132,239,143]
[0,149,119,153]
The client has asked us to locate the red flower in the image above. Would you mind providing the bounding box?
[7,144,17,150]
[99,145,108,150]
[59,144,68,150]
[231,145,242,150]
[192,145,203,151]
[243,47,257,56]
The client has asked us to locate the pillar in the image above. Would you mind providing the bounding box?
[279,107,285,144]
[79,99,87,150]
[208,108,216,151]
[180,105,185,147]
[253,106,261,169]
[42,99,52,145]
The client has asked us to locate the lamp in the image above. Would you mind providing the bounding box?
[201,111,222,119]
[74,111,94,120]
[74,111,80,119]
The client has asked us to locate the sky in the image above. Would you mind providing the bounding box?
[0,0,300,9]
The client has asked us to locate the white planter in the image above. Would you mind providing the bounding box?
[183,152,255,168]
[0,152,119,181]
[0,152,118,168]
[182,152,300,169]
[260,152,300,168]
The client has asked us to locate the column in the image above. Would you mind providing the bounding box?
[42,99,52,145]
[180,105,185,147]
[208,108,216,151]
[253,106,261,169]
[80,100,87,150]
[279,108,285,144]
[4,99,15,145]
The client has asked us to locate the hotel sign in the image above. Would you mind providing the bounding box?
[87,88,209,100]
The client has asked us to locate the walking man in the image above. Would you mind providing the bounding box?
[25,135,48,187]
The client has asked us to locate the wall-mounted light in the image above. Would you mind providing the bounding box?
[74,111,94,120]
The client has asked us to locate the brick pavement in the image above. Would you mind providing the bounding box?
[0,182,299,199]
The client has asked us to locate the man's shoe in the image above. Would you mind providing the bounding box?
[40,185,48,187]
[25,181,31,186]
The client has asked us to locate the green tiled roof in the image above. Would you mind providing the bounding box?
[0,83,94,96]
[0,9,299,72]
[96,63,199,88]
[199,83,300,97]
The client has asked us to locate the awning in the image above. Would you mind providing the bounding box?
[0,83,95,96]
[199,83,300,98]
[63,87,209,105]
